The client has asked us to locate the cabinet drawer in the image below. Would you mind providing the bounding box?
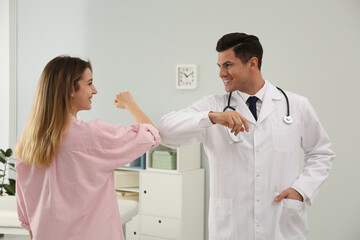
[140,215,180,239]
[140,236,169,240]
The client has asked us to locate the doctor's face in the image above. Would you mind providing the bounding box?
[72,68,98,114]
[217,48,251,93]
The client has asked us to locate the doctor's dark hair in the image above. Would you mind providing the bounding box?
[15,55,92,167]
[216,32,263,70]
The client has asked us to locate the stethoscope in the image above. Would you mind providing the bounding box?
[223,87,293,124]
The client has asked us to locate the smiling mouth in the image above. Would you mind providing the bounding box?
[223,79,233,84]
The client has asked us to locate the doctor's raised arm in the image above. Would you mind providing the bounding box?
[158,32,335,240]
[159,95,249,148]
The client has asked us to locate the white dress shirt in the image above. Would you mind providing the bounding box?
[237,80,267,118]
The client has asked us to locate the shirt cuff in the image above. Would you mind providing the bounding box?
[291,186,308,203]
[21,222,31,231]
[199,111,214,128]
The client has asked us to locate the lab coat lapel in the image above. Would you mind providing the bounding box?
[232,91,257,125]
[257,83,282,125]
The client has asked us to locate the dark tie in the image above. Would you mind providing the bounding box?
[247,96,258,121]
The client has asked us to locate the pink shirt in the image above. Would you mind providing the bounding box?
[16,117,161,240]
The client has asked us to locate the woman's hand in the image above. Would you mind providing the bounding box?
[114,91,154,126]
[114,91,136,109]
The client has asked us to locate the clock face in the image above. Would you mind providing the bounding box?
[176,64,197,89]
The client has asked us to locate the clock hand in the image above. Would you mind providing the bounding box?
[182,72,189,78]
[187,72,194,77]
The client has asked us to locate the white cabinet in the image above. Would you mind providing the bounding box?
[139,169,204,240]
[146,144,200,172]
[121,144,204,240]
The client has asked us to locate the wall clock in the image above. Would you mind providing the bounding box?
[175,64,198,89]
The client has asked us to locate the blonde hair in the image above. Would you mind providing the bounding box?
[15,56,92,166]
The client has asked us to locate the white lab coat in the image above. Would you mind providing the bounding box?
[158,81,335,240]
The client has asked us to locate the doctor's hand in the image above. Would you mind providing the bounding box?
[209,111,249,135]
[274,188,304,202]
[114,91,136,109]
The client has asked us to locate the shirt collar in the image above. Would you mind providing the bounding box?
[237,80,267,103]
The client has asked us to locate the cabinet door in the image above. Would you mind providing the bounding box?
[126,215,140,240]
[140,172,181,218]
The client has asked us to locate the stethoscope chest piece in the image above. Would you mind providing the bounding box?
[283,116,293,124]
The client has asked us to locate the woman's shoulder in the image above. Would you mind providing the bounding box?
[70,116,116,132]
[62,117,114,150]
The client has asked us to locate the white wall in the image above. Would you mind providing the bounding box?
[0,0,10,150]
[16,0,360,239]
[16,0,88,138]
[0,0,17,184]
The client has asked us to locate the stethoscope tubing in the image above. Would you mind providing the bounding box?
[223,92,236,112]
[223,87,293,124]
[276,87,290,118]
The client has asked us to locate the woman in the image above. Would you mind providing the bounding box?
[15,56,160,240]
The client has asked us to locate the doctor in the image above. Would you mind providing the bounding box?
[158,32,335,239]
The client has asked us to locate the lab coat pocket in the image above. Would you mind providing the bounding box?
[272,123,297,152]
[209,197,233,240]
[279,199,308,240]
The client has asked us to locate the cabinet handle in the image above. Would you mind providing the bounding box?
[144,190,147,194]
[133,231,137,235]
[158,220,161,224]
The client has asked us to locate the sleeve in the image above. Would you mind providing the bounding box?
[291,98,336,205]
[158,96,215,148]
[16,176,31,231]
[86,121,161,169]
